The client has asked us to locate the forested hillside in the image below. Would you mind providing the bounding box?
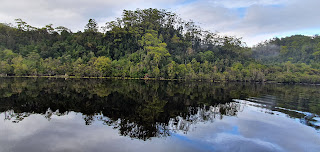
[253,35,320,66]
[0,8,319,83]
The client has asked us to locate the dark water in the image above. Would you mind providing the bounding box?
[0,78,319,152]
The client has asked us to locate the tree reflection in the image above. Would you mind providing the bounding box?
[0,78,319,139]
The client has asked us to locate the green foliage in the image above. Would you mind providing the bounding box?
[94,56,111,76]
[253,35,320,64]
[85,19,99,33]
[0,61,11,75]
[12,55,28,76]
[0,9,319,83]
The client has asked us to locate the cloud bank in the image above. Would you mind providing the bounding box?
[0,0,319,46]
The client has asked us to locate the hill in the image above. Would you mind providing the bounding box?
[253,35,320,67]
[0,8,319,83]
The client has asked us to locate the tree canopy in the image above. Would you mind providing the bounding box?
[0,8,319,83]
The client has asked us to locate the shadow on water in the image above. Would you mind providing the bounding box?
[0,78,319,140]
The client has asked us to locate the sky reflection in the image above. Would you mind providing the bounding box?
[1,100,320,152]
[0,78,320,152]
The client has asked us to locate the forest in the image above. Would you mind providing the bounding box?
[0,8,320,83]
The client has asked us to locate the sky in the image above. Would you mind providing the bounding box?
[0,0,319,46]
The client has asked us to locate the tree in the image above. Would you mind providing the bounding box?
[139,31,171,68]
[41,57,61,76]
[176,64,187,79]
[55,26,71,33]
[85,19,98,32]
[14,18,27,31]
[24,52,40,75]
[94,56,111,77]
[0,9,318,83]
[12,55,28,76]
[0,61,11,75]
[0,49,17,63]
[167,61,176,79]
[72,57,86,77]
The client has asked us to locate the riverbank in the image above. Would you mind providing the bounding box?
[2,75,320,85]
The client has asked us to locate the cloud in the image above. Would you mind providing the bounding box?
[177,3,240,31]
[0,0,184,31]
[209,0,290,8]
[0,112,213,152]
[178,0,320,46]
[0,0,319,46]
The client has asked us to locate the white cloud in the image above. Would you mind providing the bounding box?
[209,0,290,8]
[0,0,184,31]
[178,0,320,46]
[0,0,319,46]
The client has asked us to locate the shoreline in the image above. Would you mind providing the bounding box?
[1,75,319,85]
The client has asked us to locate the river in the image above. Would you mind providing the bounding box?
[0,78,319,152]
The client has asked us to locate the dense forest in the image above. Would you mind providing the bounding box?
[0,8,319,83]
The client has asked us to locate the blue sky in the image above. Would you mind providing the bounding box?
[0,0,319,46]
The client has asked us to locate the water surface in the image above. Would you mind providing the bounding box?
[0,78,319,152]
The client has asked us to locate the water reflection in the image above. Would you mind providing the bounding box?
[0,78,320,141]
[0,78,248,140]
[243,94,320,131]
[2,101,241,140]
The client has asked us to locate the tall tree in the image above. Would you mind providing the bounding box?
[85,19,99,32]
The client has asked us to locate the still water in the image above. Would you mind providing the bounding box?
[0,78,319,152]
